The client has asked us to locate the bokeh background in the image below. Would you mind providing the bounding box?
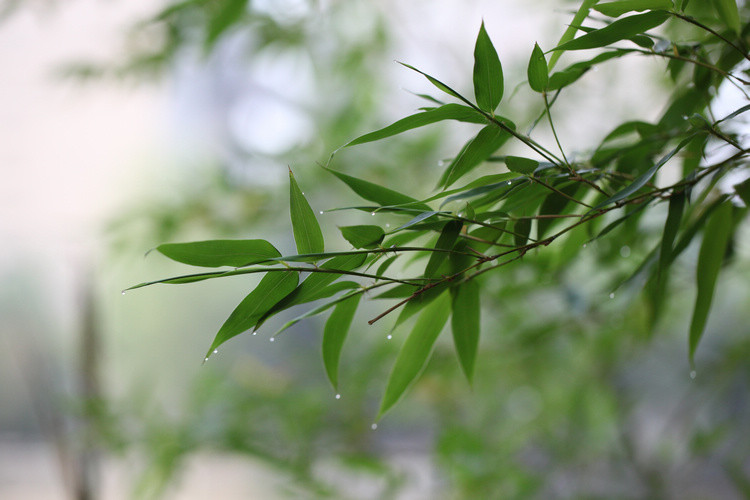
[1,1,749,499]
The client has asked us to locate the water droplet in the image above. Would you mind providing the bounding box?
[204,357,209,362]
[682,115,689,120]
[690,370,697,379]
[438,160,446,167]
[371,212,375,216]
[371,423,378,430]
[121,291,126,296]
[213,349,218,354]
[301,192,305,195]
[620,245,631,258]
[609,293,615,299]
[386,334,392,340]
[507,181,512,185]
[319,211,323,215]
[385,223,390,228]
[269,337,275,342]
[582,243,587,248]
[335,394,341,400]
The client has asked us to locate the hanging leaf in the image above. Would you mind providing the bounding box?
[398,62,468,102]
[527,43,549,92]
[322,293,362,391]
[513,218,533,248]
[325,167,431,211]
[548,0,600,69]
[689,201,733,364]
[156,239,281,268]
[345,104,486,147]
[711,0,741,34]
[378,292,451,419]
[424,220,463,278]
[473,21,504,112]
[505,156,539,175]
[451,281,480,383]
[548,51,624,90]
[340,225,385,249]
[289,169,324,255]
[594,0,674,17]
[205,270,299,359]
[441,125,513,187]
[552,11,670,52]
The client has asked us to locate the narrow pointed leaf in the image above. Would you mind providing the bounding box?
[325,168,431,211]
[451,281,480,383]
[272,287,362,338]
[659,190,686,275]
[340,225,385,249]
[505,156,539,175]
[548,0,599,69]
[689,201,733,363]
[473,22,504,112]
[206,270,299,358]
[553,11,670,52]
[513,218,532,248]
[323,294,361,391]
[424,220,463,277]
[594,0,674,17]
[527,43,549,92]
[398,62,467,102]
[548,51,624,90]
[378,292,451,419]
[289,170,324,255]
[712,0,741,34]
[156,239,281,268]
[394,211,440,231]
[441,125,512,187]
[345,104,486,147]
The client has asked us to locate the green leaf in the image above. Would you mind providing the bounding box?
[548,51,625,90]
[473,22,504,112]
[527,43,549,92]
[156,239,281,268]
[552,11,670,52]
[394,211,440,231]
[451,281,480,383]
[378,292,451,419]
[513,218,532,248]
[272,287,362,338]
[441,125,513,187]
[398,62,467,102]
[344,104,486,147]
[712,0,741,34]
[505,156,539,175]
[289,170,324,255]
[424,220,463,277]
[735,178,750,206]
[322,293,361,391]
[325,167,431,211]
[340,225,385,249]
[689,201,733,364]
[548,0,600,70]
[594,0,674,17]
[206,270,299,358]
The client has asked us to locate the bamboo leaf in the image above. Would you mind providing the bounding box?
[594,0,674,17]
[340,225,385,249]
[548,0,600,69]
[424,220,463,278]
[344,104,486,147]
[155,239,281,268]
[552,11,670,52]
[548,50,625,90]
[272,287,362,338]
[289,169,324,255]
[325,167,431,211]
[205,270,299,358]
[527,43,549,92]
[398,62,467,102]
[323,293,361,391]
[451,281,480,383]
[505,156,539,175]
[473,21,504,112]
[712,0,741,34]
[441,125,513,187]
[378,292,451,419]
[689,201,733,364]
[513,218,532,248]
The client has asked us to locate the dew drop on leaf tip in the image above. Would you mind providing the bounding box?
[121,291,126,296]
[335,394,341,400]
[386,334,392,340]
[690,370,697,380]
[319,211,324,215]
[269,337,275,342]
[609,293,615,299]
[213,349,218,354]
[371,423,378,430]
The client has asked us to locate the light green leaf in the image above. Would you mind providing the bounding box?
[473,21,504,112]
[712,0,741,34]
[451,281,480,383]
[340,225,385,249]
[548,0,599,70]
[394,211,440,231]
[325,167,431,211]
[505,156,539,175]
[689,201,733,364]
[424,220,463,277]
[441,125,513,187]
[594,0,673,17]
[156,239,281,268]
[323,293,361,391]
[378,292,451,419]
[206,270,299,358]
[552,11,670,52]
[548,51,625,90]
[289,169,324,255]
[527,43,549,92]
[345,104,486,147]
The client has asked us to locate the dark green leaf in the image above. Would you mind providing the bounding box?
[689,201,733,363]
[206,270,299,358]
[156,239,280,268]
[325,167,431,211]
[323,294,361,391]
[289,170,324,255]
[398,62,467,102]
[378,291,451,419]
[340,225,385,249]
[345,104,486,147]
[712,0,741,34]
[659,190,686,275]
[553,11,670,52]
[594,0,674,17]
[548,51,625,90]
[527,43,549,92]
[394,211,440,231]
[272,288,362,338]
[513,218,532,248]
[424,220,463,277]
[451,281,480,383]
[441,125,513,187]
[473,21,504,112]
[505,156,539,175]
[735,178,750,207]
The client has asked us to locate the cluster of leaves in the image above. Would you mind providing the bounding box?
[133,0,750,421]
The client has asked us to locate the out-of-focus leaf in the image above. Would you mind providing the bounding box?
[528,43,549,92]
[712,0,741,34]
[451,281,480,383]
[344,104,486,147]
[290,170,324,255]
[325,167,431,211]
[513,218,533,248]
[548,51,624,90]
[553,11,670,52]
[548,0,599,69]
[156,239,280,268]
[205,270,299,358]
[473,21,504,112]
[689,201,733,363]
[735,178,750,206]
[323,293,361,391]
[537,184,580,238]
[594,0,674,17]
[505,156,539,175]
[378,292,451,419]
[648,190,686,326]
[205,0,247,48]
[441,125,513,187]
[340,225,385,249]
[425,220,463,277]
